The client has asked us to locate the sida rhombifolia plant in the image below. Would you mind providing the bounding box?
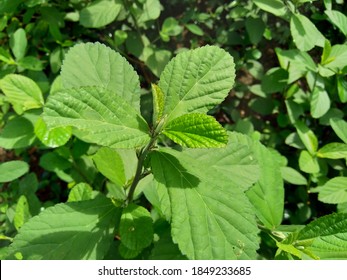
[5,43,347,260]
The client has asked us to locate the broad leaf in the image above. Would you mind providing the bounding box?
[325,10,347,37]
[6,195,120,260]
[310,87,330,118]
[246,142,284,229]
[158,45,235,122]
[319,45,347,76]
[0,161,29,183]
[253,0,288,17]
[0,74,44,114]
[290,14,325,51]
[151,148,259,260]
[13,195,31,230]
[9,28,27,60]
[316,177,347,204]
[317,143,347,159]
[296,213,347,259]
[330,118,347,144]
[61,42,141,110]
[34,117,71,148]
[79,0,122,28]
[43,86,150,149]
[163,113,228,148]
[119,204,153,251]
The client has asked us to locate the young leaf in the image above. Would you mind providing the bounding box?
[119,204,154,251]
[317,143,347,159]
[246,142,284,229]
[158,45,235,122]
[296,213,347,259]
[79,0,122,28]
[315,177,347,204]
[43,86,150,149]
[0,161,29,183]
[151,148,259,260]
[330,118,347,144]
[9,28,27,60]
[13,196,31,230]
[6,195,121,260]
[163,113,228,148]
[0,74,44,113]
[61,42,141,110]
[290,14,325,51]
[152,83,165,124]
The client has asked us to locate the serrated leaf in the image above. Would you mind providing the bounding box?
[246,143,284,229]
[310,87,330,118]
[152,83,165,124]
[61,42,141,110]
[290,14,325,51]
[330,118,347,144]
[67,183,94,202]
[6,195,121,260]
[316,177,347,204]
[296,213,347,259]
[43,86,150,149]
[119,204,153,251]
[0,161,29,183]
[151,148,259,260]
[34,117,71,148]
[0,74,44,113]
[79,0,122,28]
[163,113,228,148]
[317,143,347,159]
[158,45,235,122]
[281,166,307,185]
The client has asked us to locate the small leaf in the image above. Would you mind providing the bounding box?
[158,45,235,122]
[17,56,44,71]
[185,24,204,36]
[119,204,153,251]
[310,87,330,118]
[299,150,320,174]
[290,13,325,51]
[281,167,307,185]
[6,195,121,260]
[0,161,29,183]
[67,183,94,202]
[317,143,347,159]
[330,118,347,144]
[79,0,122,28]
[160,17,183,40]
[39,152,71,173]
[316,177,347,204]
[43,86,150,149]
[245,17,265,45]
[163,113,228,148]
[152,84,165,124]
[325,10,347,37]
[295,121,318,155]
[14,196,31,230]
[9,28,27,60]
[0,74,44,113]
[337,76,347,103]
[253,0,288,17]
[137,0,161,24]
[34,117,71,148]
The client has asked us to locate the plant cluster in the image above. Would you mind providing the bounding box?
[0,0,347,260]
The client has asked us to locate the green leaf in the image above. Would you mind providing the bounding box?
[325,10,347,37]
[281,166,307,185]
[295,121,318,155]
[185,24,204,36]
[296,213,347,259]
[9,28,27,60]
[0,161,29,183]
[160,17,183,41]
[146,49,171,77]
[17,56,44,71]
[43,86,150,149]
[290,14,325,51]
[299,150,320,174]
[337,76,347,103]
[0,113,37,149]
[67,183,94,202]
[319,45,347,76]
[315,177,347,204]
[151,148,259,260]
[310,87,331,118]
[163,113,228,148]
[253,0,288,17]
[14,195,31,230]
[317,143,347,159]
[120,204,153,251]
[245,17,265,45]
[246,143,284,229]
[61,42,141,110]
[330,118,347,144]
[0,74,44,113]
[6,195,120,260]
[34,117,71,148]
[39,152,71,173]
[158,46,235,122]
[79,0,122,28]
[137,0,160,24]
[261,67,288,94]
[152,84,165,124]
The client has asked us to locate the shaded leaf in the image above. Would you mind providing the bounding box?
[0,161,29,183]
